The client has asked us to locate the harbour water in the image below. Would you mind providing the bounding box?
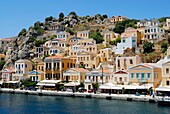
[0,93,170,114]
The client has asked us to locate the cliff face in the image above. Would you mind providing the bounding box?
[2,14,109,68]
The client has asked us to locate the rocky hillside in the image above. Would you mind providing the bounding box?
[1,12,170,69]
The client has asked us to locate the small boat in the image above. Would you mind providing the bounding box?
[157,96,170,106]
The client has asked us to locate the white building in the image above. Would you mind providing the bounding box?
[12,59,33,81]
[143,26,165,41]
[56,31,70,41]
[115,36,137,54]
[112,71,129,85]
[137,19,159,27]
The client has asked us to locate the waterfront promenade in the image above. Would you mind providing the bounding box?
[0,88,157,103]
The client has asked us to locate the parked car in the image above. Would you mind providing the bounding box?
[66,88,73,92]
[25,86,36,91]
[78,88,87,93]
[88,89,94,93]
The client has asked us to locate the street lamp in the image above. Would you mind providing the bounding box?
[35,61,38,82]
[100,65,103,85]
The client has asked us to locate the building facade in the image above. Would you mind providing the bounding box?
[44,56,74,80]
[12,59,33,81]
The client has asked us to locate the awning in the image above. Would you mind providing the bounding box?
[99,83,124,90]
[64,82,80,86]
[136,84,152,89]
[99,85,111,89]
[4,81,20,84]
[111,85,124,90]
[155,86,170,91]
[37,83,55,87]
[125,83,139,89]
[0,81,3,84]
[39,80,61,84]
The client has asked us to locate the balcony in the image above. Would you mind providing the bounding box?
[139,79,148,83]
[84,79,91,83]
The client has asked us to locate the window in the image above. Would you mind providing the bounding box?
[132,40,136,42]
[131,73,134,79]
[25,64,27,68]
[166,68,169,74]
[154,73,157,79]
[141,73,145,80]
[62,63,64,68]
[136,73,139,79]
[130,59,133,64]
[115,77,117,81]
[124,77,127,82]
[123,39,126,43]
[67,63,69,68]
[118,60,120,67]
[166,81,170,85]
[147,73,151,79]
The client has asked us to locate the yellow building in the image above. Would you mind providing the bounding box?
[110,16,129,23]
[161,61,170,86]
[63,68,89,82]
[128,63,162,88]
[76,30,90,39]
[44,55,75,80]
[76,52,100,69]
[99,48,112,62]
[103,31,120,46]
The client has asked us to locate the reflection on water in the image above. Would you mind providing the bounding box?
[0,93,170,114]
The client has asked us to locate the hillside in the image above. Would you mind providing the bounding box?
[1,12,170,69]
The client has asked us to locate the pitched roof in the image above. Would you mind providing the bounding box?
[114,70,128,74]
[28,70,41,75]
[73,68,89,72]
[15,59,31,63]
[46,55,63,59]
[1,67,15,72]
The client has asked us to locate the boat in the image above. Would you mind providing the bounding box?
[155,86,170,106]
[157,96,170,106]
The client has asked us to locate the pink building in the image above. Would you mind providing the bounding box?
[1,67,15,82]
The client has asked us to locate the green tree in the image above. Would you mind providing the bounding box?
[45,16,53,22]
[69,11,77,16]
[35,40,44,47]
[143,41,154,53]
[113,24,125,34]
[116,37,121,43]
[0,61,5,70]
[90,30,104,44]
[109,37,121,46]
[66,28,74,35]
[103,14,108,18]
[161,42,168,53]
[21,78,37,87]
[59,12,64,18]
[113,19,139,34]
[50,35,57,39]
[18,28,27,37]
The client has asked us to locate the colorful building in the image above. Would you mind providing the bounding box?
[115,55,141,71]
[63,68,89,82]
[1,67,15,82]
[44,55,74,80]
[128,63,162,88]
[12,59,33,81]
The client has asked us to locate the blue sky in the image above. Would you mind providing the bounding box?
[0,0,169,38]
